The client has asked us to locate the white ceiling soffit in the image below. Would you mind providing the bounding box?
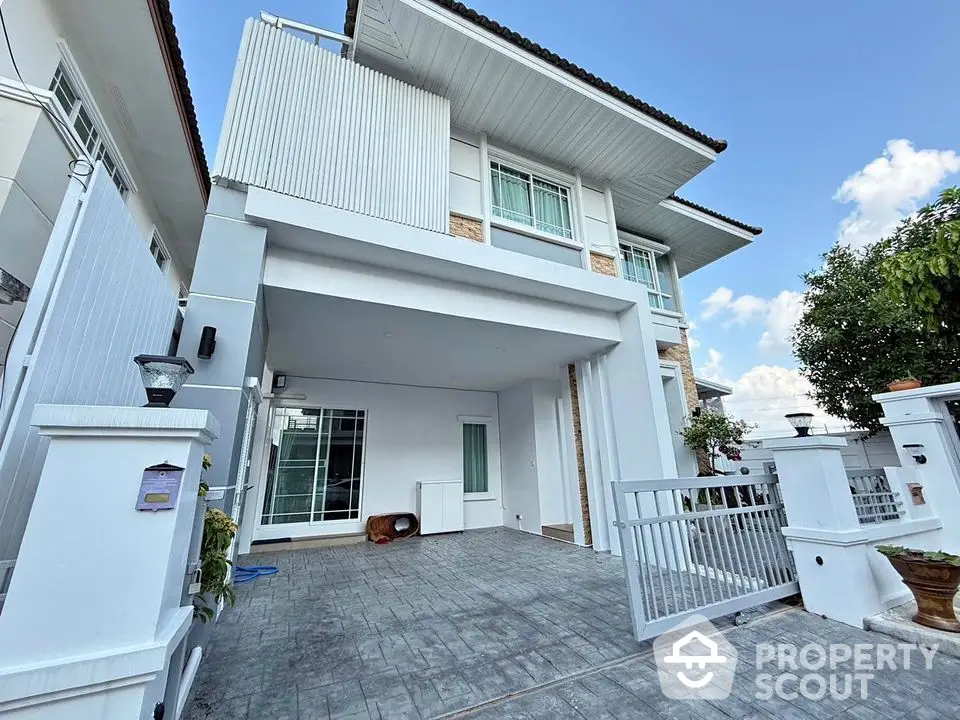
[352,0,718,209]
[52,1,206,279]
[625,200,756,277]
[263,288,611,391]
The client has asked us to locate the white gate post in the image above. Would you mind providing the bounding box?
[0,404,219,719]
[875,384,960,551]
[764,436,886,627]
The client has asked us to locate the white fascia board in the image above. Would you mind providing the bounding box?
[244,187,649,314]
[659,198,756,241]
[398,0,717,160]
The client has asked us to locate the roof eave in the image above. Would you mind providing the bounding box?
[343,0,727,155]
[147,0,210,202]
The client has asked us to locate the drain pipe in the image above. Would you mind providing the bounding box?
[175,646,203,720]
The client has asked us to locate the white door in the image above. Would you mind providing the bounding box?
[256,406,366,538]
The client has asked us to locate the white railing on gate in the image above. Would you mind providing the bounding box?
[847,468,903,524]
[613,474,799,641]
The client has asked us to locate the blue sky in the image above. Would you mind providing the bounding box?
[171,0,960,433]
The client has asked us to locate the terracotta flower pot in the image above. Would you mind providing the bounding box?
[888,378,922,392]
[886,555,960,632]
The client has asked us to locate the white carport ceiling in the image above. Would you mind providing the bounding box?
[264,287,612,391]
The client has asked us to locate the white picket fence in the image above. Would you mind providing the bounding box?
[0,167,178,610]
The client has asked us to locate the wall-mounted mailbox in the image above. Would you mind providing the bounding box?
[136,463,184,511]
[907,482,926,505]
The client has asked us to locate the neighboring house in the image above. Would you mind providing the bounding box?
[0,0,208,369]
[177,1,761,555]
[696,377,733,414]
[738,430,901,475]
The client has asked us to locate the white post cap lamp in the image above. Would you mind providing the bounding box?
[785,412,814,437]
[133,355,194,407]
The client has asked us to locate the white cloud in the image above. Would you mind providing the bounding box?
[835,139,960,248]
[698,348,725,382]
[694,356,846,438]
[699,288,805,351]
[701,287,733,319]
[686,321,700,351]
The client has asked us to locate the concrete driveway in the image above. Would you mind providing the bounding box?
[187,528,960,719]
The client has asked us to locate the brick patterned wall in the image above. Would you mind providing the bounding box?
[658,329,699,413]
[567,364,592,546]
[450,214,484,243]
[590,252,618,277]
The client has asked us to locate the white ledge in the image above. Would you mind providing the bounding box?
[30,405,220,443]
[782,517,943,547]
[873,381,960,403]
[880,412,943,428]
[762,436,848,451]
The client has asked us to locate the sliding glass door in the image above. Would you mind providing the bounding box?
[261,407,366,527]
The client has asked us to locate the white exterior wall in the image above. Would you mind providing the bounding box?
[258,377,504,537]
[532,379,567,527]
[498,381,540,532]
[450,131,483,221]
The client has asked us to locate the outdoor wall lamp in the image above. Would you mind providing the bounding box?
[272,373,287,391]
[785,412,814,437]
[197,326,217,359]
[903,443,927,464]
[134,355,194,407]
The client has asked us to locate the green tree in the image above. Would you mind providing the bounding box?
[794,213,960,433]
[881,188,960,336]
[679,410,752,475]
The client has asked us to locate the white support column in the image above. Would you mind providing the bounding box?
[0,404,219,719]
[765,436,944,628]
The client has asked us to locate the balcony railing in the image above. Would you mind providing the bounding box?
[212,17,450,234]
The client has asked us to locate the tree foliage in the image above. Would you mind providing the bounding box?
[679,410,752,475]
[795,189,960,433]
[881,188,960,336]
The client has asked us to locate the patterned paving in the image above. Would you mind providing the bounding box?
[187,528,960,719]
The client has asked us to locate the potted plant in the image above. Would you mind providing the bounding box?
[888,375,922,392]
[876,545,960,632]
[193,453,239,622]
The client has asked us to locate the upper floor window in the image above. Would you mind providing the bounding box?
[49,64,128,197]
[490,161,572,240]
[149,231,168,272]
[619,242,677,311]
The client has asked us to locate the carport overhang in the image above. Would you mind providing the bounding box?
[245,188,653,390]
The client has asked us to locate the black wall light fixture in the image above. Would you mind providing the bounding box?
[197,326,217,359]
[903,443,927,465]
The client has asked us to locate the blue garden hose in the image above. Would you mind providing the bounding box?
[233,565,279,584]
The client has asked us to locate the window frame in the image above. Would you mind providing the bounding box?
[149,230,169,273]
[47,49,133,197]
[486,152,580,248]
[459,415,495,501]
[618,239,677,312]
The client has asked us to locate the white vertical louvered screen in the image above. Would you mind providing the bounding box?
[213,18,451,234]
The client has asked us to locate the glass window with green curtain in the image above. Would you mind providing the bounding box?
[462,423,488,493]
[490,162,572,240]
[619,242,675,310]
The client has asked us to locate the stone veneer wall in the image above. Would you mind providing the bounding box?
[567,364,592,546]
[450,214,484,242]
[658,328,699,413]
[590,252,618,277]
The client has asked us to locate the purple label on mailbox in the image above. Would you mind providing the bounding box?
[136,464,184,511]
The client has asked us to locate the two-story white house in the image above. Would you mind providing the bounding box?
[177,0,761,556]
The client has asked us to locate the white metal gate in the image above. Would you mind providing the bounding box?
[612,474,799,641]
[0,167,177,610]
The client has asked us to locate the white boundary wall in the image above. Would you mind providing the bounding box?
[0,167,178,596]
